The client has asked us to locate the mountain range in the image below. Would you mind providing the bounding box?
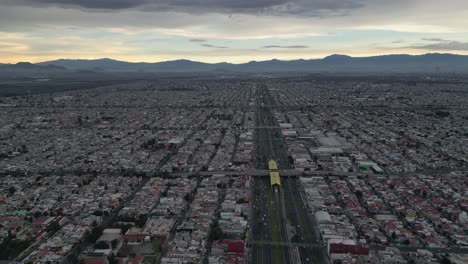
[2,53,468,73]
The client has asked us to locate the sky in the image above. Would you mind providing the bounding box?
[1,0,468,63]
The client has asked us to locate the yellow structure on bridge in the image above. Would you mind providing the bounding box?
[268,160,281,186]
[268,159,279,170]
[269,171,281,186]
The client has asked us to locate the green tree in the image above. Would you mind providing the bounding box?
[85,226,104,243]
[354,190,363,200]
[0,235,32,260]
[94,241,110,249]
[8,186,16,196]
[236,198,246,204]
[46,221,61,233]
[136,215,148,228]
[184,194,194,202]
[291,234,301,243]
[107,254,118,264]
[209,225,223,241]
[111,239,119,249]
[422,190,428,198]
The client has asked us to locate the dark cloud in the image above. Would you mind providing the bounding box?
[422,38,449,42]
[7,0,147,9]
[410,41,468,51]
[201,44,228,49]
[3,0,366,16]
[1,0,287,10]
[190,39,206,43]
[263,45,308,48]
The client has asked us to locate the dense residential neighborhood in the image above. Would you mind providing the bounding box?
[0,76,467,263]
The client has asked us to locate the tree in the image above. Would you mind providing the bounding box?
[237,198,246,204]
[422,190,427,198]
[19,145,28,154]
[94,241,110,249]
[291,234,301,243]
[8,186,16,196]
[209,225,223,241]
[107,254,118,264]
[228,178,235,187]
[136,215,148,228]
[184,194,194,202]
[354,190,363,200]
[93,210,103,216]
[85,226,104,243]
[440,254,452,264]
[77,116,83,126]
[46,221,61,233]
[111,239,119,249]
[0,235,32,260]
[114,224,132,235]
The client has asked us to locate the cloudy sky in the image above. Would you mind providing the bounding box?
[1,0,468,63]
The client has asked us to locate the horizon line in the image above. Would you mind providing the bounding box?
[2,52,466,65]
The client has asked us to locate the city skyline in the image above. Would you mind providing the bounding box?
[1,0,468,63]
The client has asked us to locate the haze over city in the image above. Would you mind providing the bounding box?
[1,0,468,63]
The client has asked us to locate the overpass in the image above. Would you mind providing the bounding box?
[170,168,467,178]
[176,169,374,177]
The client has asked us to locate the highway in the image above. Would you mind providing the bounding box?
[261,85,328,264]
[250,84,292,264]
[250,84,331,264]
[251,177,272,264]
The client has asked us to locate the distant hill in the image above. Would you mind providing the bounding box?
[27,53,468,73]
[37,58,217,72]
[0,62,66,72]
